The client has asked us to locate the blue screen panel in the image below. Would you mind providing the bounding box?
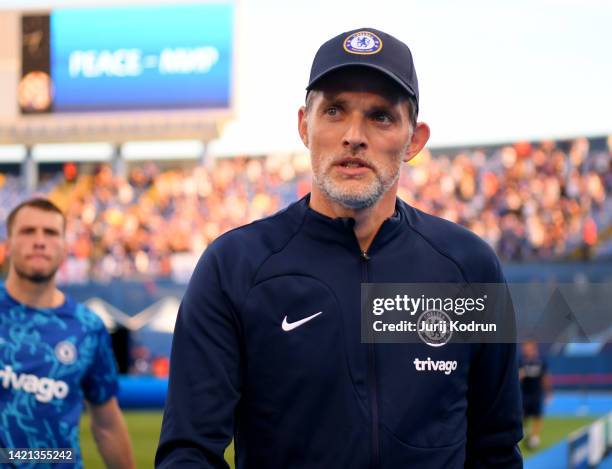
[50,3,233,112]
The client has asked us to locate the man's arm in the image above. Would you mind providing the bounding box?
[87,398,135,469]
[543,364,553,402]
[466,274,523,467]
[155,246,242,468]
[465,342,524,468]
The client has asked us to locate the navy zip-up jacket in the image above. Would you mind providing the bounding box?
[156,195,523,468]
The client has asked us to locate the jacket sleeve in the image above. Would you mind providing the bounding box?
[155,246,243,468]
[464,277,524,468]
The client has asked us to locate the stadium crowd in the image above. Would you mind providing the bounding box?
[0,135,611,282]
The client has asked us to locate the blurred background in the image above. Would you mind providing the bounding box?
[0,0,611,467]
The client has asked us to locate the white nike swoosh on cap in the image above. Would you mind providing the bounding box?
[281,311,323,332]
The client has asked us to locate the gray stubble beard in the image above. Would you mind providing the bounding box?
[313,157,402,210]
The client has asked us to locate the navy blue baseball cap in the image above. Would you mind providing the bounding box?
[307,28,419,113]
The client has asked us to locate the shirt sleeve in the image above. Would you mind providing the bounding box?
[465,264,524,468]
[155,246,242,469]
[82,322,119,405]
[541,359,548,375]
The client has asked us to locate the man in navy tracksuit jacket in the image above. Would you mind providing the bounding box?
[156,28,523,468]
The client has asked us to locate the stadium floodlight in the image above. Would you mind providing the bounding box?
[121,139,205,160]
[0,144,27,162]
[31,142,115,162]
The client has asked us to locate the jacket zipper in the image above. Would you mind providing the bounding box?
[361,249,380,469]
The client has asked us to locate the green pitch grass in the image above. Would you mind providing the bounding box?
[80,411,234,468]
[519,416,595,455]
[80,412,593,467]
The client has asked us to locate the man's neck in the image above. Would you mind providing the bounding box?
[309,189,397,253]
[5,273,64,309]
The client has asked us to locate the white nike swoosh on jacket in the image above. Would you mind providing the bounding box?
[281,311,323,331]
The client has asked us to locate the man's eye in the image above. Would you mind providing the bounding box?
[326,106,339,116]
[373,112,393,123]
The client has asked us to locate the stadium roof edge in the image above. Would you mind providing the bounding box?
[0,119,223,145]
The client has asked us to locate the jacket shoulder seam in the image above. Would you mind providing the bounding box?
[238,207,309,313]
[405,218,471,283]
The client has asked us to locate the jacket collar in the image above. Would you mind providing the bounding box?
[292,193,406,255]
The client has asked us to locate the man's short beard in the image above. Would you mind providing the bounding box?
[14,266,57,284]
[313,167,400,210]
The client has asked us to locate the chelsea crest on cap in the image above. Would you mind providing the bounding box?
[343,31,383,55]
[307,27,419,113]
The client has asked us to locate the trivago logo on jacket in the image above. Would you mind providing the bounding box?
[0,365,69,402]
[413,357,458,375]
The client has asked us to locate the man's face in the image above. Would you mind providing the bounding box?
[299,69,416,210]
[7,207,66,283]
[522,341,538,360]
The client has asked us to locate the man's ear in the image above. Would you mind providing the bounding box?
[404,122,430,163]
[59,237,68,263]
[5,237,12,259]
[298,106,309,148]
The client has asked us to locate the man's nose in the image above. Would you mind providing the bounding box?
[342,115,368,152]
[33,231,47,248]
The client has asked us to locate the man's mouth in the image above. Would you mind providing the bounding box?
[28,255,50,261]
[336,157,372,169]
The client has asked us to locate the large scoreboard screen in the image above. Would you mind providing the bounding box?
[20,3,234,114]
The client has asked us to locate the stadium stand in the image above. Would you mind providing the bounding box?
[1,135,611,282]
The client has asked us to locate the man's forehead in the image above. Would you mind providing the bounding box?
[13,207,63,227]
